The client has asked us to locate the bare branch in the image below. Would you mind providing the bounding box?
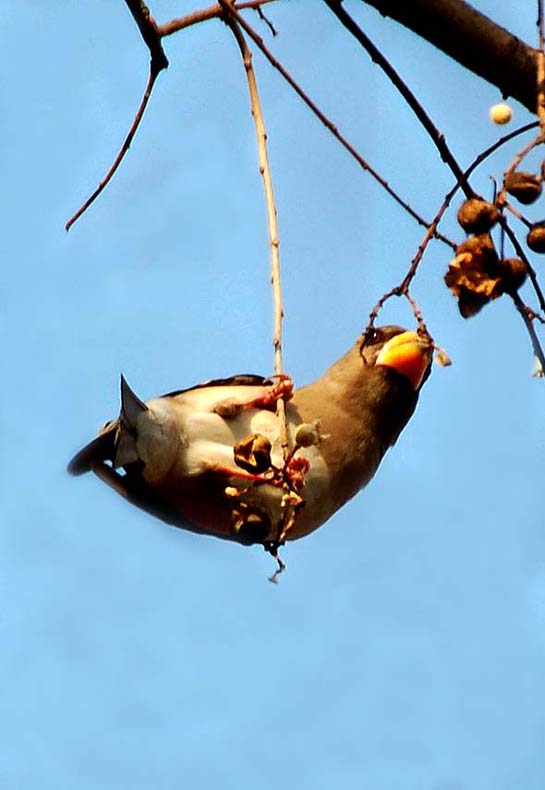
[220,0,310,563]
[218,1,288,448]
[256,4,278,36]
[323,0,473,197]
[66,1,170,229]
[158,0,279,37]
[66,69,159,231]
[499,218,545,315]
[511,291,545,375]
[227,3,455,247]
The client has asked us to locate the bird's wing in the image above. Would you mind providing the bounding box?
[161,373,272,399]
[67,374,278,477]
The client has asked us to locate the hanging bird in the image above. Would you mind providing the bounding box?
[68,326,432,547]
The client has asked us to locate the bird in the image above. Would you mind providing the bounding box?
[68,325,432,548]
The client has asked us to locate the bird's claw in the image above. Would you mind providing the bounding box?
[213,374,294,418]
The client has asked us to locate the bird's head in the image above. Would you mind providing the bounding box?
[360,325,433,391]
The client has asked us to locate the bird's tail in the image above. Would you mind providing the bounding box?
[67,422,118,476]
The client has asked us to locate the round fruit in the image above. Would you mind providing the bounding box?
[505,171,542,205]
[457,198,499,234]
[498,258,527,292]
[527,222,545,253]
[490,103,512,124]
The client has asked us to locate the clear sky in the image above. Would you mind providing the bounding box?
[2,2,544,789]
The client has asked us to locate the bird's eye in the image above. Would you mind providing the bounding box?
[360,327,381,359]
[363,327,381,346]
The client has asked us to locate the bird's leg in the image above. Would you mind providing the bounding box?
[213,465,279,485]
[264,541,286,584]
[246,374,294,409]
[213,374,294,418]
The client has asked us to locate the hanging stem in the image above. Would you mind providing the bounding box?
[219,1,289,459]
[220,3,455,248]
[220,1,306,576]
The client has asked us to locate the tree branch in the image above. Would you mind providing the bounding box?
[324,0,473,197]
[360,0,538,113]
[66,69,159,231]
[158,0,279,37]
[124,0,169,72]
[225,3,455,247]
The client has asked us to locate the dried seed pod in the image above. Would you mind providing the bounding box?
[498,258,527,293]
[457,198,499,234]
[233,433,272,474]
[504,171,542,205]
[456,292,492,318]
[527,222,545,253]
[454,234,500,275]
[444,234,503,318]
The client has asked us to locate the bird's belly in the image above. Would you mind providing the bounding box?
[140,439,332,543]
[171,408,286,476]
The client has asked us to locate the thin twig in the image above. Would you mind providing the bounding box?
[404,290,426,331]
[467,122,538,176]
[498,217,545,313]
[256,4,278,36]
[222,16,284,394]
[218,3,288,448]
[504,201,533,229]
[511,291,545,375]
[227,3,455,248]
[66,68,159,231]
[66,0,169,230]
[502,131,545,188]
[220,0,301,571]
[158,0,279,37]
[322,0,473,198]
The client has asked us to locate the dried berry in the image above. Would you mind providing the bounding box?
[504,171,542,205]
[527,222,545,253]
[498,258,527,293]
[233,433,272,473]
[457,198,499,234]
[454,234,500,275]
[444,234,503,318]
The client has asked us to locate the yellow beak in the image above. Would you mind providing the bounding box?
[375,331,432,390]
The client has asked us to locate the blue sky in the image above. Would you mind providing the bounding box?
[2,2,544,788]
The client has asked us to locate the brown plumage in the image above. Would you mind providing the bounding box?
[68,326,432,545]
